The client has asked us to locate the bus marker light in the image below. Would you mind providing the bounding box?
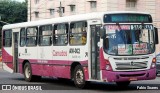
[83,67,87,72]
[152,58,156,63]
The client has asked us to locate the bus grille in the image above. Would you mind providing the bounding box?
[115,61,148,70]
[114,57,149,60]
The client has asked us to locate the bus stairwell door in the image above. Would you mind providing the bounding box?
[13,32,19,73]
[90,25,100,80]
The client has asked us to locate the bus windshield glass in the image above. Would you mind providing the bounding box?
[103,24,155,55]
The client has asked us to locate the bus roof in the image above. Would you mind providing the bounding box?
[2,11,150,30]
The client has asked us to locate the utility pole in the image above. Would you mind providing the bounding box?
[30,0,31,21]
[59,1,62,17]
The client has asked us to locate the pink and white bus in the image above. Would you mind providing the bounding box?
[2,11,158,88]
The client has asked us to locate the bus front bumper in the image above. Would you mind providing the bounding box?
[102,68,156,82]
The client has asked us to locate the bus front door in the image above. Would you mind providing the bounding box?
[90,25,100,80]
[13,32,19,73]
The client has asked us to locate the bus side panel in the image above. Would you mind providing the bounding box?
[18,59,26,74]
[18,62,23,74]
[2,48,13,71]
[51,46,69,78]
[51,61,89,80]
[31,64,43,76]
[38,60,88,79]
[37,46,52,76]
[42,65,53,77]
[52,65,70,79]
[50,60,70,79]
[29,59,71,79]
[18,59,42,76]
[19,46,40,75]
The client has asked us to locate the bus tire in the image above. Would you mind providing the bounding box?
[73,65,86,88]
[24,62,35,82]
[116,81,130,87]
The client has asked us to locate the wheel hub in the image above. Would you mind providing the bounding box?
[25,66,30,78]
[76,69,84,84]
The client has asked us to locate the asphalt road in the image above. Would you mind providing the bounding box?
[1,63,160,93]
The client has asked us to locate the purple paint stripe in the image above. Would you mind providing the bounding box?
[19,59,88,66]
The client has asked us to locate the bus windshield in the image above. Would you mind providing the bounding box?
[103,24,155,55]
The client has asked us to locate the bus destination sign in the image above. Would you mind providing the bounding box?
[103,14,152,23]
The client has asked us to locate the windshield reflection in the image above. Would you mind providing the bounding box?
[103,24,155,55]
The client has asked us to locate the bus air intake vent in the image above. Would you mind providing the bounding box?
[114,57,149,60]
[120,73,145,77]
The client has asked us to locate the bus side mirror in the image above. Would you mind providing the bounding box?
[154,27,159,44]
[100,27,106,39]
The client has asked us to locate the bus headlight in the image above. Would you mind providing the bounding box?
[151,58,156,68]
[151,63,156,68]
[106,60,112,71]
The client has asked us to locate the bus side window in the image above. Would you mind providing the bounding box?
[69,21,87,45]
[26,27,38,46]
[20,28,26,47]
[53,23,68,46]
[3,30,12,47]
[39,25,52,46]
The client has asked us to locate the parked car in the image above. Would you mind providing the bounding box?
[156,55,160,75]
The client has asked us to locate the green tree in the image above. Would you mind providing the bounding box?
[0,0,27,48]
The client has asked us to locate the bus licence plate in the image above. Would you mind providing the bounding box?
[129,77,137,81]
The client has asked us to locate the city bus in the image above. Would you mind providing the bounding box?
[2,11,158,88]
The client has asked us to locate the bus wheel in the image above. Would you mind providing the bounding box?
[73,65,86,88]
[116,81,130,87]
[24,62,34,82]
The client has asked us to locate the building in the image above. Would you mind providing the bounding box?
[28,0,160,28]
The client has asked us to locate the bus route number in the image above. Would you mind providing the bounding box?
[69,48,80,54]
